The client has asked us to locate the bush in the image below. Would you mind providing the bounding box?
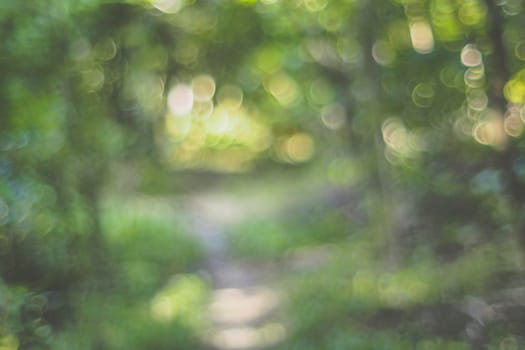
[101,198,203,297]
[52,274,209,350]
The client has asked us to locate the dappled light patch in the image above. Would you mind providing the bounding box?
[209,287,279,325]
[159,75,273,172]
[378,272,430,307]
[150,274,208,326]
[0,335,19,350]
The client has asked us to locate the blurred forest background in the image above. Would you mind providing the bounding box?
[2,0,525,349]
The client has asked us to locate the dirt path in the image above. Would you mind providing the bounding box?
[187,191,287,350]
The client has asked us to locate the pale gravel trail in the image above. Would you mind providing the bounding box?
[187,191,287,350]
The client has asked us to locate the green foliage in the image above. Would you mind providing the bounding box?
[51,278,209,350]
[3,0,525,348]
[229,211,350,260]
[229,220,290,260]
[274,219,523,348]
[101,199,202,296]
[272,327,469,350]
[272,329,413,350]
[0,284,53,349]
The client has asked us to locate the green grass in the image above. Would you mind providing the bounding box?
[261,215,523,349]
[229,211,351,261]
[52,275,210,350]
[101,197,203,297]
[48,196,209,350]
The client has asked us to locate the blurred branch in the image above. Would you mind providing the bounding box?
[484,0,510,110]
[483,0,525,255]
[356,0,399,262]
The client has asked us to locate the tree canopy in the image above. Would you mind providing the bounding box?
[2,0,525,348]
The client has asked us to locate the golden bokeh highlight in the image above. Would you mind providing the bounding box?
[472,110,506,149]
[217,85,243,110]
[192,100,214,119]
[168,84,194,116]
[151,0,184,14]
[264,72,301,106]
[409,20,434,54]
[192,75,216,102]
[461,44,483,67]
[161,76,273,171]
[382,118,425,162]
[278,133,315,163]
